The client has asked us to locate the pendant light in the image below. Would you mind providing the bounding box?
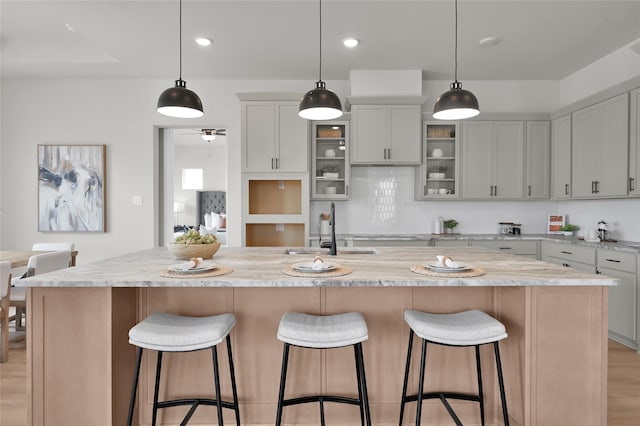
[157,0,204,118]
[433,0,479,120]
[299,0,343,121]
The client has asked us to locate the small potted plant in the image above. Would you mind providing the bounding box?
[443,219,458,234]
[321,164,340,179]
[560,224,579,236]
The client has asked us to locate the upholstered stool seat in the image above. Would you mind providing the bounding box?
[127,313,240,426]
[129,312,235,352]
[400,309,510,426]
[275,312,372,426]
[404,309,507,346]
[277,312,368,348]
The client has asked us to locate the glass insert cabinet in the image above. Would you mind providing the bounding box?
[311,121,350,200]
[416,121,460,199]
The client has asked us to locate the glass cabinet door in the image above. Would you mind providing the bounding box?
[420,121,459,199]
[311,122,350,199]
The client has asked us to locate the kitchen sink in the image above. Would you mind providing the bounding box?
[285,248,380,255]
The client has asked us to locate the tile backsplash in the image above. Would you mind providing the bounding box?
[310,166,640,241]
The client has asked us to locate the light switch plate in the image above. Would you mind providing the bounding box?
[132,195,143,205]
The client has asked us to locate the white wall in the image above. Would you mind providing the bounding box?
[558,198,640,241]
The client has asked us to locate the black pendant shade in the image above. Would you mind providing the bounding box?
[299,0,343,121]
[433,81,479,120]
[156,0,204,118]
[433,0,479,120]
[299,81,343,120]
[157,79,204,118]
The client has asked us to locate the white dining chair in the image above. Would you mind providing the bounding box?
[11,251,72,330]
[0,261,11,362]
[32,242,75,252]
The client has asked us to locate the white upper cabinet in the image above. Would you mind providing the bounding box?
[351,103,422,165]
[629,88,640,196]
[571,93,629,198]
[525,121,550,199]
[462,121,524,199]
[242,100,308,173]
[551,114,572,199]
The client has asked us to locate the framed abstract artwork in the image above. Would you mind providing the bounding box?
[546,214,566,234]
[38,144,106,232]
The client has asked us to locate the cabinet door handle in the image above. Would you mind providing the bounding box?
[605,258,621,263]
[565,183,570,195]
[276,157,280,169]
[528,185,532,197]
[271,158,275,169]
[498,247,512,250]
[595,180,599,193]
[388,148,391,159]
[489,186,493,196]
[560,250,573,255]
[630,177,635,192]
[494,185,498,197]
[383,148,387,159]
[591,181,595,193]
[346,185,349,197]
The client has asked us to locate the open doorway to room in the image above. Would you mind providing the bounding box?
[157,126,228,247]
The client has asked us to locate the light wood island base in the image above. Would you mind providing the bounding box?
[27,285,607,426]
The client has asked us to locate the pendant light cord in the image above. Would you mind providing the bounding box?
[179,0,183,80]
[454,0,458,82]
[318,0,323,82]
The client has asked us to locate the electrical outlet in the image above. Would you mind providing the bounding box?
[132,195,143,206]
[275,224,285,232]
[278,180,285,190]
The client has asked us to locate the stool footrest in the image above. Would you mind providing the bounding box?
[403,391,480,404]
[157,397,237,411]
[283,395,361,407]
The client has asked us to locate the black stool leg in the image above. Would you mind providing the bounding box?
[127,347,143,426]
[152,351,163,426]
[275,343,290,426]
[415,339,427,426]
[226,335,241,426]
[355,342,372,426]
[494,342,510,426]
[354,345,365,426]
[475,345,485,426]
[399,330,414,425]
[212,346,224,426]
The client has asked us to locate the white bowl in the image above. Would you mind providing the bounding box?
[323,172,339,179]
[325,186,337,194]
[428,172,446,179]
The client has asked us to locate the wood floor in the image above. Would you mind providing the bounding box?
[1,340,639,425]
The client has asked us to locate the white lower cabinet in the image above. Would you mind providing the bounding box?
[433,239,470,247]
[471,240,538,259]
[596,249,637,346]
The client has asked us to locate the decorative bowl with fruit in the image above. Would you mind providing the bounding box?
[167,229,221,259]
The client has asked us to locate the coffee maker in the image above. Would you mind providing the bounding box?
[597,220,609,241]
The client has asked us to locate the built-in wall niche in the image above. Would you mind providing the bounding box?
[245,223,305,246]
[248,180,302,214]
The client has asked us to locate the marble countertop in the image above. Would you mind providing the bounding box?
[18,246,616,288]
[311,233,640,253]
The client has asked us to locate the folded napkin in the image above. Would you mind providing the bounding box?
[436,255,460,269]
[179,257,204,271]
[312,256,325,270]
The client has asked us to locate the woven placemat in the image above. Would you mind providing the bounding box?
[410,265,486,278]
[161,266,233,278]
[282,265,353,278]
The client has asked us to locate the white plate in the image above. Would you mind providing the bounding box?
[168,263,217,273]
[292,262,338,273]
[425,263,471,273]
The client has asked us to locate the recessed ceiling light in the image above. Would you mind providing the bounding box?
[195,37,213,47]
[343,38,359,48]
[478,36,499,47]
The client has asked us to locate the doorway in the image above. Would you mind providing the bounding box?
[158,126,228,247]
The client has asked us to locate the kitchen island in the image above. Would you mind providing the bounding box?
[20,246,614,426]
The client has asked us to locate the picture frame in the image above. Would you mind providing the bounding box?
[38,144,106,232]
[546,214,566,234]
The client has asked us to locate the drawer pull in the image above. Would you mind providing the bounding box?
[560,251,572,255]
[498,247,512,250]
[605,259,621,263]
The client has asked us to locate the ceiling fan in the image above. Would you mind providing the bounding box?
[179,128,226,141]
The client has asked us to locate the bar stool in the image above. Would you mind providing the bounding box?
[399,309,509,426]
[126,312,240,426]
[275,312,372,426]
